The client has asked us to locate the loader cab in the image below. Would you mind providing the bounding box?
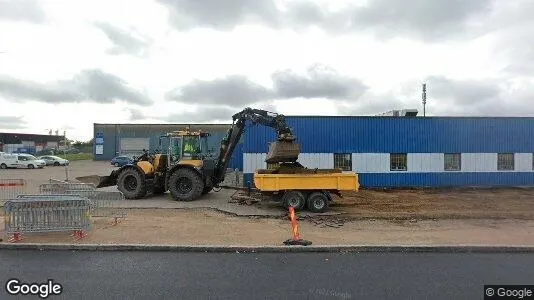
[165,130,211,168]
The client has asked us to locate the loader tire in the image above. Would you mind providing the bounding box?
[169,168,204,201]
[117,168,147,199]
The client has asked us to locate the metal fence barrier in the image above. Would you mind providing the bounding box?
[3,196,92,242]
[0,179,27,201]
[39,183,96,195]
[88,191,127,225]
[38,183,127,224]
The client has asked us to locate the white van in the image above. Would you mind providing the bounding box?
[0,153,46,169]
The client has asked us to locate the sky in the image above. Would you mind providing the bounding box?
[0,0,533,141]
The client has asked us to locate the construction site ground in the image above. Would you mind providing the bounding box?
[1,160,534,246]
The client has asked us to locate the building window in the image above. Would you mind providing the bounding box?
[497,153,514,170]
[390,153,407,171]
[444,153,461,171]
[334,153,352,171]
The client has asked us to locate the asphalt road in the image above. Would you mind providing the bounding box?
[1,250,533,299]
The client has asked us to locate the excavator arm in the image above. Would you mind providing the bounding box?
[212,107,300,186]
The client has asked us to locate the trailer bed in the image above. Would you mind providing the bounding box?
[253,171,359,192]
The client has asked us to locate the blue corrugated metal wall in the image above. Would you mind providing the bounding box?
[241,116,534,188]
[242,117,534,153]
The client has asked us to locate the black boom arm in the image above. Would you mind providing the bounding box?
[212,107,296,186]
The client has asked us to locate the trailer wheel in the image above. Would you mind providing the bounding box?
[282,191,306,211]
[169,168,204,201]
[307,192,329,213]
[117,168,147,199]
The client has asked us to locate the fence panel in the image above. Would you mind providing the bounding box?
[38,183,127,224]
[89,191,128,224]
[39,183,96,195]
[3,196,92,242]
[0,179,26,201]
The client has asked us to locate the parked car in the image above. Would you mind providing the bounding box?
[110,156,134,167]
[0,154,46,169]
[38,155,70,166]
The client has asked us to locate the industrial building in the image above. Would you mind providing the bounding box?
[241,116,534,188]
[92,123,243,170]
[93,116,534,188]
[0,132,66,154]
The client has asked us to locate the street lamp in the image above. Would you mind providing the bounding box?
[59,138,69,181]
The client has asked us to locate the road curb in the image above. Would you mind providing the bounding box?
[1,243,534,253]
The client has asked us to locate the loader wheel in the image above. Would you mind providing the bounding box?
[169,168,204,201]
[117,168,147,199]
[306,192,329,213]
[282,191,306,211]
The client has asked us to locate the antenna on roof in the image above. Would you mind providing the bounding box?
[422,83,427,117]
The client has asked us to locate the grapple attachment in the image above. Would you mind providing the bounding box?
[265,141,300,163]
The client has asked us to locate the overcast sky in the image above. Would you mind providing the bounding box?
[0,0,533,141]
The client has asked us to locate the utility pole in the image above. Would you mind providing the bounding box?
[422,83,427,117]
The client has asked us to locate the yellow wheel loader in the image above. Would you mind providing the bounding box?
[76,107,301,201]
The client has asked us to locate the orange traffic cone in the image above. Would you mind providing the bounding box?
[283,207,312,246]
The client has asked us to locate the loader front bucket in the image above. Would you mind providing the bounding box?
[75,174,117,188]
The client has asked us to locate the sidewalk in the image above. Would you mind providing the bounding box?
[2,208,534,246]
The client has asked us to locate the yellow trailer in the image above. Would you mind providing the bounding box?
[252,170,359,213]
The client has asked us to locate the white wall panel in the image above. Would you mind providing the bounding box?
[462,153,477,172]
[408,153,444,172]
[297,153,333,169]
[408,153,422,172]
[429,153,443,172]
[243,153,266,173]
[516,153,533,172]
[477,153,497,172]
[352,153,391,173]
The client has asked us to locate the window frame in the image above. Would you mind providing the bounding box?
[390,153,407,171]
[333,153,352,171]
[444,153,462,171]
[497,153,515,171]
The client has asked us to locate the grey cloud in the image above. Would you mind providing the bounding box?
[166,65,367,106]
[425,76,501,106]
[271,64,368,99]
[336,76,534,117]
[0,69,152,106]
[0,116,26,130]
[344,0,492,40]
[157,0,493,40]
[335,92,411,116]
[0,0,46,23]
[166,75,274,106]
[94,22,152,57]
[128,108,146,121]
[163,106,235,123]
[156,0,280,31]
